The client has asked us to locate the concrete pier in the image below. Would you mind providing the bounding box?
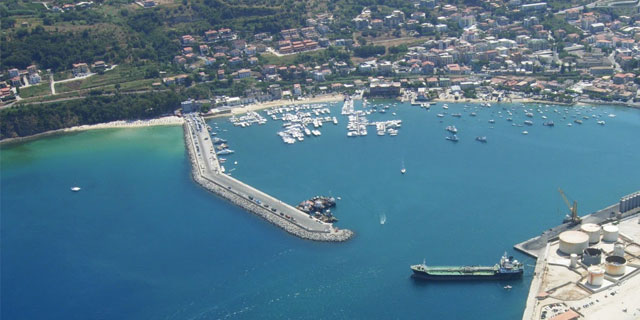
[183,114,353,242]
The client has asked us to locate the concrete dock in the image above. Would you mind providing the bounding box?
[183,114,353,242]
[516,196,640,320]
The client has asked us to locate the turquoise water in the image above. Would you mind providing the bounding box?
[2,102,639,319]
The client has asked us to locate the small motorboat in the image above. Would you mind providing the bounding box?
[70,187,81,192]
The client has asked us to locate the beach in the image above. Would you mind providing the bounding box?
[0,115,185,145]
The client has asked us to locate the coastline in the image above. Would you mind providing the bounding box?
[3,93,636,146]
[203,94,345,119]
[0,116,185,146]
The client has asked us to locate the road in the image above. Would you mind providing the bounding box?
[608,51,623,72]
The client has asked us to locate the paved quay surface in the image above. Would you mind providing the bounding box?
[184,114,353,241]
[516,197,640,320]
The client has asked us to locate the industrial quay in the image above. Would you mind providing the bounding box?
[182,114,353,242]
[515,191,640,320]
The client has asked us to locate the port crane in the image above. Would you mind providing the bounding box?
[558,188,581,224]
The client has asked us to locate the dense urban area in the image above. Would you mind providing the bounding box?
[3,0,640,138]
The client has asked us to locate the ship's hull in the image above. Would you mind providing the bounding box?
[411,269,523,281]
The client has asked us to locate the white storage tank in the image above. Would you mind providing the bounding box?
[605,256,626,276]
[570,254,578,268]
[559,230,589,255]
[602,225,619,242]
[613,243,625,257]
[587,266,605,286]
[580,223,602,244]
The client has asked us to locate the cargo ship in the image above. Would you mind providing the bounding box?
[410,253,523,280]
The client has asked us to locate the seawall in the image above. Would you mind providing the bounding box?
[182,122,354,242]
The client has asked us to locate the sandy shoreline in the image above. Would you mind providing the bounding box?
[0,116,185,145]
[1,95,345,145]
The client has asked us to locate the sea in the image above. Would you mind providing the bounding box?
[2,101,639,320]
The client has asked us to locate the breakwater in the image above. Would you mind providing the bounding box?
[182,118,353,242]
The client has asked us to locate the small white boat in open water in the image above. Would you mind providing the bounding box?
[70,187,81,192]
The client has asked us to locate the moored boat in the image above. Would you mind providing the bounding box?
[410,252,523,281]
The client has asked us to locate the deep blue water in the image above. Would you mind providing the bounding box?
[2,102,639,320]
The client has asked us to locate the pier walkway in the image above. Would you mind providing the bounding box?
[183,114,353,241]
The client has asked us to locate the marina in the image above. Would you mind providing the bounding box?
[2,100,640,320]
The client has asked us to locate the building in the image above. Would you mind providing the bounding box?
[8,68,19,78]
[92,61,107,71]
[236,69,251,79]
[369,81,401,97]
[181,99,201,113]
[72,63,90,76]
[293,83,302,96]
[28,73,41,85]
[521,2,547,11]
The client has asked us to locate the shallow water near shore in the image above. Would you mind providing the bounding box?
[2,102,640,319]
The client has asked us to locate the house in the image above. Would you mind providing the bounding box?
[205,57,216,66]
[28,73,41,85]
[236,69,251,79]
[0,87,13,100]
[173,56,187,65]
[312,71,325,81]
[244,46,256,56]
[143,0,156,8]
[445,64,462,74]
[293,83,302,96]
[26,65,37,75]
[199,45,209,55]
[371,19,383,29]
[92,61,106,71]
[269,84,282,99]
[8,68,19,78]
[205,30,218,42]
[232,40,246,50]
[181,35,195,46]
[72,63,90,76]
[10,76,22,87]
